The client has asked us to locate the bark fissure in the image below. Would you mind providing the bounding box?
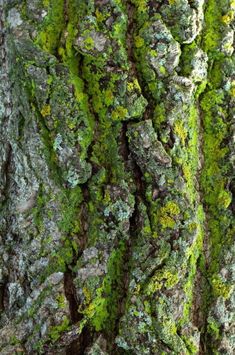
[64,271,80,324]
[111,122,142,348]
[196,89,211,354]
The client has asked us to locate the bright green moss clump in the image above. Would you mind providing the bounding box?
[199,0,234,350]
[200,87,230,274]
[48,316,70,342]
[36,0,65,54]
[203,0,222,53]
[83,242,126,332]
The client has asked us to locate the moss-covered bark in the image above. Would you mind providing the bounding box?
[0,0,234,354]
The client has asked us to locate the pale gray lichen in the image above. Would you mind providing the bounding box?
[161,0,202,44]
[7,8,23,28]
[142,18,181,77]
[127,120,172,178]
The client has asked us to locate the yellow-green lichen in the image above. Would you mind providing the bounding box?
[146,269,179,295]
[211,276,233,299]
[111,106,128,121]
[158,201,180,229]
[174,120,187,145]
[40,104,51,117]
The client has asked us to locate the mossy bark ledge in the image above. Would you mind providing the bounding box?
[0,0,234,354]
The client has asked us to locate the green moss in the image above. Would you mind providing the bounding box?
[159,215,176,229]
[180,206,204,326]
[85,37,95,51]
[135,35,144,48]
[199,0,234,347]
[43,0,50,7]
[222,10,235,25]
[209,61,224,88]
[159,66,166,75]
[217,190,232,208]
[104,89,114,106]
[153,104,166,129]
[10,335,21,346]
[203,0,223,55]
[180,104,200,204]
[36,0,65,55]
[58,187,83,234]
[180,42,198,77]
[207,317,220,340]
[199,89,231,337]
[34,185,83,280]
[32,187,48,232]
[48,316,70,342]
[36,0,94,162]
[181,336,198,355]
[200,88,230,276]
[130,0,148,25]
[111,106,128,121]
[83,242,126,332]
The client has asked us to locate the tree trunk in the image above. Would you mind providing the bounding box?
[0,0,234,354]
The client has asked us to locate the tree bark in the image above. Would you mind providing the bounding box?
[0,0,234,354]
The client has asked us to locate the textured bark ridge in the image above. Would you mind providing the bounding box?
[0,0,234,354]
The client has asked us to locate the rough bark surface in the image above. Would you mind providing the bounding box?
[0,0,234,354]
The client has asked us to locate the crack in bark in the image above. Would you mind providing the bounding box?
[64,271,80,324]
[0,143,12,206]
[0,280,7,312]
[193,96,211,355]
[63,186,94,352]
[125,1,154,232]
[65,328,93,355]
[125,2,215,353]
[197,102,211,355]
[111,122,140,350]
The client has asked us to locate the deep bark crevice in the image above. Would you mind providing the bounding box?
[63,185,94,352]
[0,142,12,207]
[196,95,211,354]
[65,328,93,355]
[64,271,80,324]
[0,280,7,312]
[110,123,137,350]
